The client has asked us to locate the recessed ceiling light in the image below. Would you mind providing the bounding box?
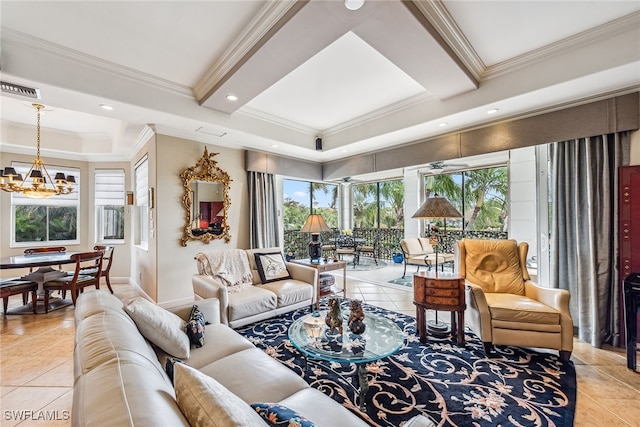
[226,94,238,102]
[438,122,448,127]
[271,144,278,148]
[99,104,114,111]
[487,108,499,114]
[344,0,365,10]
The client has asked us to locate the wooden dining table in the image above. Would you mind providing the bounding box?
[1,252,79,314]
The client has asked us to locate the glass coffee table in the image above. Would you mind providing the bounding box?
[288,309,404,410]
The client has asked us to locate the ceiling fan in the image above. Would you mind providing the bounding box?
[427,161,469,173]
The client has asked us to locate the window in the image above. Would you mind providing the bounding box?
[11,162,80,246]
[134,157,149,249]
[282,179,338,230]
[95,169,125,243]
[352,179,404,229]
[423,166,508,233]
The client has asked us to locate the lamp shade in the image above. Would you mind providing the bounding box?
[300,214,331,234]
[411,193,462,219]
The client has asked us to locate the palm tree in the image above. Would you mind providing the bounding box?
[464,167,508,229]
[380,180,404,227]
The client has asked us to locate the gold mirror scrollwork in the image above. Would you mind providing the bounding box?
[180,148,232,246]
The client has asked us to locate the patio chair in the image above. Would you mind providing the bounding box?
[336,235,359,266]
[357,232,380,265]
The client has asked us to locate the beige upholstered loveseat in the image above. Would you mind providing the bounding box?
[192,248,317,328]
[399,237,455,277]
[459,238,574,360]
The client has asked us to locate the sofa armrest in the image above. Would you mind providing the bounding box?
[192,275,230,325]
[465,282,492,342]
[286,262,318,301]
[168,298,221,325]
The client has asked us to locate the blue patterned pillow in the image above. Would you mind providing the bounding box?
[186,305,205,348]
[165,357,187,385]
[250,402,315,427]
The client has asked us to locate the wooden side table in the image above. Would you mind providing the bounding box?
[413,271,466,346]
[291,259,347,310]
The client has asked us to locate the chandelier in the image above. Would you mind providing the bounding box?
[0,103,75,199]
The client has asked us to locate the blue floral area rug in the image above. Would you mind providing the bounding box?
[236,301,576,427]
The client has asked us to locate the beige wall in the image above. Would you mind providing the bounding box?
[0,154,131,285]
[153,135,249,306]
[631,129,640,165]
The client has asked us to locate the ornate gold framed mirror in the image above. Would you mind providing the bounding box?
[180,148,232,246]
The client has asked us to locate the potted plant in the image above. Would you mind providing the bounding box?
[392,247,404,264]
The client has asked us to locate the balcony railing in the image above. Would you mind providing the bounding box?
[284,228,508,261]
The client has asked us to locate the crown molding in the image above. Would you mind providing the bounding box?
[485,11,640,79]
[192,0,300,102]
[2,29,193,99]
[410,0,485,81]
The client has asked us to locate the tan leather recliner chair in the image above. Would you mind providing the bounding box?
[459,238,573,360]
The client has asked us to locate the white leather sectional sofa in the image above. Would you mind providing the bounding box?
[72,290,370,426]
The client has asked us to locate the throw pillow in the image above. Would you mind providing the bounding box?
[165,357,188,385]
[173,363,266,427]
[124,297,190,359]
[186,305,206,348]
[254,252,291,284]
[250,402,315,427]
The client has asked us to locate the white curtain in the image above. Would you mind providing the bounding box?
[550,132,629,347]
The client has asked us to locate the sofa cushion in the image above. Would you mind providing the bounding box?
[125,297,190,359]
[157,323,255,370]
[186,305,206,348]
[401,238,424,256]
[250,402,315,427]
[228,286,278,323]
[174,363,267,427]
[259,279,313,308]
[73,355,190,427]
[418,237,435,254]
[199,348,309,404]
[278,388,369,427]
[485,293,561,325]
[254,252,291,284]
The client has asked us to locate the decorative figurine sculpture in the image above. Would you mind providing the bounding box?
[325,297,343,335]
[348,299,366,335]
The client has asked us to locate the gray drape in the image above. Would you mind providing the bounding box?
[550,132,629,347]
[248,171,280,249]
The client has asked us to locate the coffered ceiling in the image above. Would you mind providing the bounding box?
[1,0,639,164]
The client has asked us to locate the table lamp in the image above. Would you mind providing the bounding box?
[411,193,462,336]
[411,193,462,272]
[300,213,331,263]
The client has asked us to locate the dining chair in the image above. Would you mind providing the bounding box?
[93,245,114,293]
[335,235,359,266]
[1,279,37,314]
[357,232,380,265]
[24,246,67,272]
[43,251,103,312]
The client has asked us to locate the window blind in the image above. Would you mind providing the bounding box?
[135,157,148,207]
[95,169,125,206]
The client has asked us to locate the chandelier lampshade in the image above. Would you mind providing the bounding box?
[0,104,75,199]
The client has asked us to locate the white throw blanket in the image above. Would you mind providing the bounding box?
[195,250,253,293]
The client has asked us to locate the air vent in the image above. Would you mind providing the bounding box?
[1,81,41,99]
[195,126,226,137]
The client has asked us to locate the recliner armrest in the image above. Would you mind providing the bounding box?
[465,282,492,342]
[523,281,571,313]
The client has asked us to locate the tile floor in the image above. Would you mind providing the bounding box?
[1,271,639,426]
